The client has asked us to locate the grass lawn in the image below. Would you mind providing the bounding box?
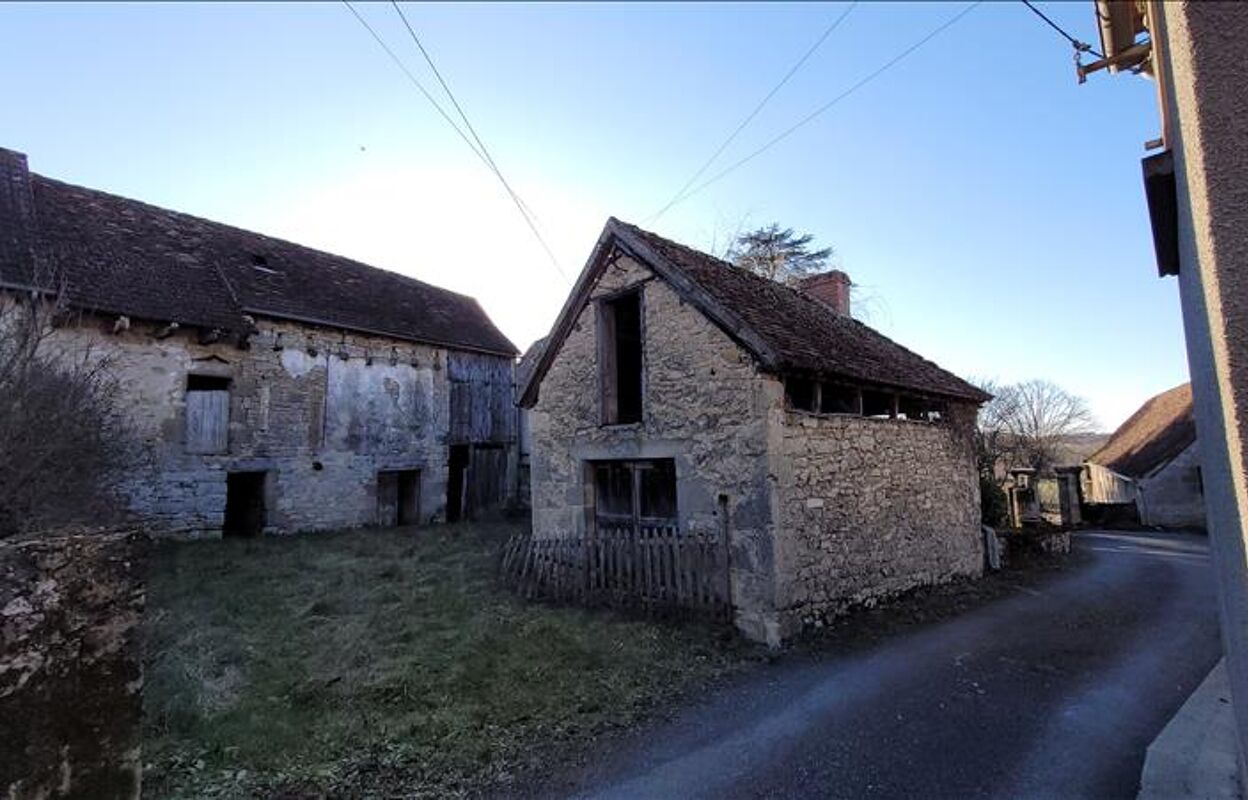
[141,521,754,798]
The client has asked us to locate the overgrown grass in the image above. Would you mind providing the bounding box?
[142,522,753,798]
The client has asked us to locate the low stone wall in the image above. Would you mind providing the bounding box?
[0,531,145,799]
[997,528,1072,566]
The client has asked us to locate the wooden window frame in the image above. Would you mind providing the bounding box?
[590,458,679,534]
[596,287,646,427]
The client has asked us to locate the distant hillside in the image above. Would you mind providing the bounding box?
[1053,433,1111,467]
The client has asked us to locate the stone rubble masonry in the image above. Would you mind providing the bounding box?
[530,253,984,644]
[0,530,145,799]
[530,255,780,641]
[44,314,461,538]
[771,405,983,632]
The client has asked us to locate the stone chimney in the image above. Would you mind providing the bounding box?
[799,270,851,316]
[0,147,36,281]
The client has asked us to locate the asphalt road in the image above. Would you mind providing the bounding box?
[557,530,1222,800]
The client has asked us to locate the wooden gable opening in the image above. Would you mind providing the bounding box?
[862,388,896,419]
[598,290,644,425]
[785,376,817,412]
[186,374,230,454]
[820,383,862,415]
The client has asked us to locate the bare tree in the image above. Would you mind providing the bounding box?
[727,223,834,284]
[0,283,131,538]
[976,379,1096,475]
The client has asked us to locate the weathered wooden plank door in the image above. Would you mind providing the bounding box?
[467,445,506,518]
[186,390,229,454]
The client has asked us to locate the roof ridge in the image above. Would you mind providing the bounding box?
[1088,382,1194,476]
[23,169,516,354]
[30,172,483,307]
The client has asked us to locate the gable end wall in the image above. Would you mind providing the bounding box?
[1138,441,1207,528]
[528,254,782,640]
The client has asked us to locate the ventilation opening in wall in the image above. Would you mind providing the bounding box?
[224,471,267,538]
[378,469,421,527]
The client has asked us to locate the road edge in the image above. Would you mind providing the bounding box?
[1139,657,1243,800]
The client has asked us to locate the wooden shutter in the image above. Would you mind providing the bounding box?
[186,390,229,454]
[597,301,619,423]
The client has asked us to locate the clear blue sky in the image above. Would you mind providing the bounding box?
[0,2,1183,430]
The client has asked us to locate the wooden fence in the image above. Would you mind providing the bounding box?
[500,521,732,621]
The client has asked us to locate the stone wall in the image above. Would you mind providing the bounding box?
[770,404,984,631]
[528,254,985,643]
[1139,442,1207,528]
[529,254,781,640]
[41,313,499,538]
[0,531,145,799]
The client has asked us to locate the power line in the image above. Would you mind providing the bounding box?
[343,1,485,164]
[664,2,983,212]
[1020,0,1104,58]
[344,1,570,282]
[389,1,559,261]
[648,2,858,224]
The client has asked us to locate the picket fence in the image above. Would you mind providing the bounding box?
[500,520,732,621]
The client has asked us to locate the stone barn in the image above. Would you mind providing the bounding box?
[519,218,990,644]
[1083,383,1205,529]
[0,147,518,538]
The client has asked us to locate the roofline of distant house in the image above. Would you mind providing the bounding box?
[0,280,518,359]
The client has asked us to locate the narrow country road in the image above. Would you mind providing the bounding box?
[553,530,1221,800]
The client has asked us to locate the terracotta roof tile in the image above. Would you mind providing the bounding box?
[4,168,516,355]
[615,221,989,403]
[1088,383,1195,477]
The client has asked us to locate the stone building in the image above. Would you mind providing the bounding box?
[0,147,518,538]
[1083,383,1205,529]
[519,218,990,643]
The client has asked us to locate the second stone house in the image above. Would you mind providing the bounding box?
[520,218,990,643]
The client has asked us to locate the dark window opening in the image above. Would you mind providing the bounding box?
[786,377,817,412]
[820,383,860,414]
[593,459,678,527]
[224,471,266,537]
[862,389,895,418]
[187,374,230,391]
[600,291,643,424]
[379,469,421,527]
[896,395,946,422]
